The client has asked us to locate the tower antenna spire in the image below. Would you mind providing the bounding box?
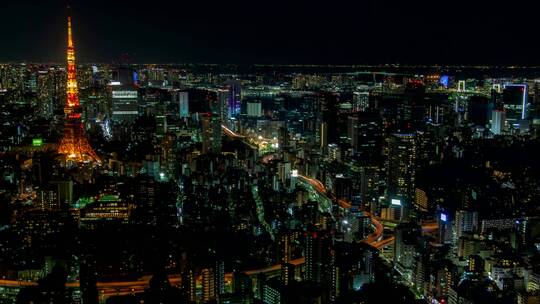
[67,17,73,48]
[58,4,100,165]
[66,1,73,47]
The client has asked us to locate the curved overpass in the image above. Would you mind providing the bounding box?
[241,174,385,278]
[221,124,245,139]
[296,174,384,245]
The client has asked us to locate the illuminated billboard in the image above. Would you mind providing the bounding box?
[439,75,449,88]
[32,138,43,147]
[391,199,401,206]
[440,213,447,222]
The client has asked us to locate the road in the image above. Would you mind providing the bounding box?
[296,174,384,244]
[221,124,245,139]
[252,185,275,240]
[296,174,437,249]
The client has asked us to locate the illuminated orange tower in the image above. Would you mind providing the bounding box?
[58,15,100,164]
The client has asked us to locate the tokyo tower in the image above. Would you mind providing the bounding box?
[58,15,100,164]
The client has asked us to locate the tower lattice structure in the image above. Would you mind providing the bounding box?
[58,16,100,164]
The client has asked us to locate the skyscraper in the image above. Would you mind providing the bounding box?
[503,84,528,121]
[348,115,359,150]
[352,91,369,112]
[215,260,225,300]
[399,82,427,131]
[181,268,196,303]
[491,110,506,135]
[197,259,224,303]
[305,231,331,285]
[394,222,421,277]
[202,267,216,303]
[217,88,229,122]
[111,87,138,123]
[387,133,416,222]
[175,91,189,118]
[467,96,491,127]
[455,210,478,239]
[348,111,382,159]
[226,81,241,119]
[247,101,262,117]
[320,122,328,150]
[281,263,295,286]
[57,15,99,164]
[201,113,222,154]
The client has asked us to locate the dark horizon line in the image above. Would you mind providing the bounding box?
[3,61,540,69]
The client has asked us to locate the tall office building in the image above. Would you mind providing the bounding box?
[217,88,229,123]
[467,96,491,126]
[348,115,359,149]
[399,82,427,131]
[277,231,294,263]
[278,126,289,150]
[305,231,331,284]
[412,252,430,295]
[414,188,428,212]
[305,231,320,283]
[348,111,382,159]
[50,180,73,206]
[79,254,98,304]
[202,267,216,303]
[181,268,197,303]
[394,222,421,277]
[24,70,37,94]
[352,91,369,112]
[197,260,225,303]
[112,65,136,86]
[233,272,253,299]
[262,279,282,304]
[281,263,295,286]
[36,185,57,211]
[503,84,528,121]
[491,110,506,135]
[438,212,453,244]
[387,133,416,221]
[111,87,138,123]
[320,92,339,144]
[215,260,225,299]
[36,70,55,119]
[381,199,405,222]
[320,122,328,150]
[334,175,353,202]
[328,144,341,161]
[201,113,222,154]
[135,176,157,225]
[247,101,262,117]
[455,210,479,239]
[175,90,189,118]
[226,81,241,119]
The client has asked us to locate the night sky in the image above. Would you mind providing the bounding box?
[1,0,538,64]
